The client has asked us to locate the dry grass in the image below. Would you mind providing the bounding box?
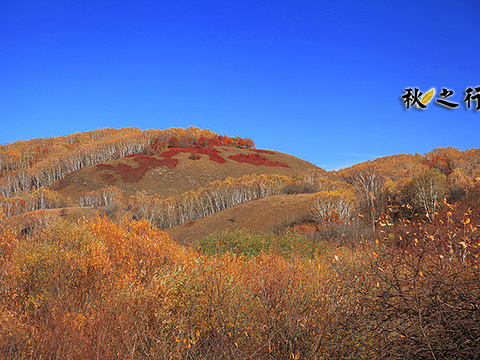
[54,146,319,202]
[1,196,480,359]
[168,194,316,245]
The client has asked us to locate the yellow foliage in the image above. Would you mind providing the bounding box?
[311,188,358,224]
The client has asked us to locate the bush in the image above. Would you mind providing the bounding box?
[355,206,480,358]
[196,229,325,259]
[281,182,318,194]
[406,168,448,220]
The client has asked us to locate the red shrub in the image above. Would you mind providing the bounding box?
[97,162,149,182]
[116,164,149,182]
[99,173,115,182]
[134,155,167,167]
[159,149,178,157]
[160,147,226,164]
[168,137,180,148]
[134,155,178,169]
[96,164,116,171]
[208,137,220,147]
[159,157,178,168]
[96,146,228,183]
[250,149,275,155]
[196,136,208,148]
[192,147,226,164]
[189,153,201,160]
[244,138,255,148]
[228,153,289,167]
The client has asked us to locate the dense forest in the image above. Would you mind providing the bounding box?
[1,128,480,359]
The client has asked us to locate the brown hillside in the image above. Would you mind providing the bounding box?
[167,193,317,245]
[54,146,321,201]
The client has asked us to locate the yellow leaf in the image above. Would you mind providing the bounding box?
[419,88,435,106]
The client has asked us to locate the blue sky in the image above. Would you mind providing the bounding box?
[1,1,479,170]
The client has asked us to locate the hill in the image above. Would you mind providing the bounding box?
[2,129,480,359]
[168,193,317,245]
[53,146,320,201]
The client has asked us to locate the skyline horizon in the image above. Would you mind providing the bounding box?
[1,1,479,170]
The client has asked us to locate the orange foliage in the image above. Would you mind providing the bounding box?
[0,215,353,359]
[1,195,480,358]
[167,136,180,148]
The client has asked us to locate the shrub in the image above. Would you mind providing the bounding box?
[228,153,289,167]
[406,168,448,220]
[281,182,319,194]
[196,229,324,259]
[355,205,480,358]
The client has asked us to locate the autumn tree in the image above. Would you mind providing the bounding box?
[196,136,208,148]
[348,167,385,232]
[99,186,123,206]
[407,168,448,221]
[244,138,255,148]
[311,189,357,224]
[167,136,180,148]
[310,189,357,242]
[448,167,474,200]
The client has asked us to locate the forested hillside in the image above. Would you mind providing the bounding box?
[1,127,316,219]
[1,128,480,359]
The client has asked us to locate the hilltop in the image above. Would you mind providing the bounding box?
[0,127,322,219]
[1,128,480,237]
[54,145,319,201]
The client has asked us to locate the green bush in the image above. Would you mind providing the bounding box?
[196,229,325,259]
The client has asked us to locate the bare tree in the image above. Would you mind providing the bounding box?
[349,167,385,232]
[408,169,447,221]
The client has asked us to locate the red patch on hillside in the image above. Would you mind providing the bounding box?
[115,163,150,182]
[159,147,226,165]
[97,164,116,171]
[116,164,150,182]
[228,153,289,167]
[99,173,116,183]
[96,162,150,182]
[133,155,178,169]
[250,149,275,155]
[96,147,227,183]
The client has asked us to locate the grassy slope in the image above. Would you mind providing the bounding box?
[167,193,317,245]
[54,146,321,201]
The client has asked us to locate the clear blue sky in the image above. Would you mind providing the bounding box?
[1,1,479,170]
